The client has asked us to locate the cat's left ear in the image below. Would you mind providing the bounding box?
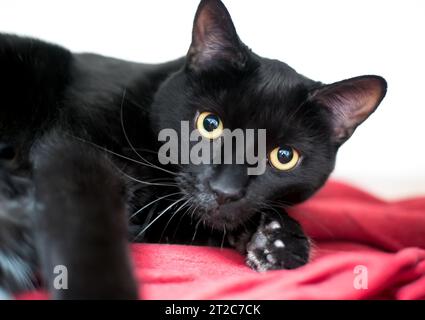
[187,0,248,73]
[309,75,387,145]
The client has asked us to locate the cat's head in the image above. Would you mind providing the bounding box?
[151,0,387,230]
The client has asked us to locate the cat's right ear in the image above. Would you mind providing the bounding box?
[187,0,248,73]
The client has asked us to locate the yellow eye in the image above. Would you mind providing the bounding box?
[196,112,224,140]
[269,146,300,171]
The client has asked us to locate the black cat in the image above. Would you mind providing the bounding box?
[0,0,386,299]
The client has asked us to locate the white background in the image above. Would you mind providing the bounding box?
[1,0,424,199]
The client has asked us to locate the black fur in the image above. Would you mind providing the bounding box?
[0,0,387,298]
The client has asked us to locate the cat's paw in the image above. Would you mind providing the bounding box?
[246,219,310,272]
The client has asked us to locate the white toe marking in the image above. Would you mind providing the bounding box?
[254,232,268,248]
[266,254,276,264]
[274,240,285,248]
[247,252,270,272]
[267,221,281,230]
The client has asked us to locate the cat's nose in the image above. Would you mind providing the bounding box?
[208,166,247,205]
[209,180,245,205]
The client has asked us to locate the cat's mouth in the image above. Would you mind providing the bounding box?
[176,173,255,230]
[194,198,254,231]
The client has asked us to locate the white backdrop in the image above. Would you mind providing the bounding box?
[1,0,424,199]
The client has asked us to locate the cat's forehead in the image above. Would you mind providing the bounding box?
[219,59,318,128]
[254,58,316,96]
[187,57,325,142]
[194,59,314,109]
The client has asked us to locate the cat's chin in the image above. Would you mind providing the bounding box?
[197,200,254,231]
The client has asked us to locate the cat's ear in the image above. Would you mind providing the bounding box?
[187,0,248,73]
[309,75,387,145]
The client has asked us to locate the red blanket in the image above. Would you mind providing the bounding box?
[19,181,425,300]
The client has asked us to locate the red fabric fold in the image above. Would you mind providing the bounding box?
[18,181,425,300]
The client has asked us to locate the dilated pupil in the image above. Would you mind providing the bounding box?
[203,115,220,132]
[278,147,293,164]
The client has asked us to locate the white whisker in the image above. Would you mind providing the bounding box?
[192,217,202,243]
[159,198,191,242]
[129,192,182,220]
[221,225,227,250]
[133,197,187,241]
[68,134,178,177]
[114,165,178,187]
[120,89,178,177]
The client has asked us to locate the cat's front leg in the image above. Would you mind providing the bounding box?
[230,210,310,272]
[32,134,138,299]
[0,170,37,295]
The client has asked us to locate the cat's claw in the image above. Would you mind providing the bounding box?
[245,217,310,272]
